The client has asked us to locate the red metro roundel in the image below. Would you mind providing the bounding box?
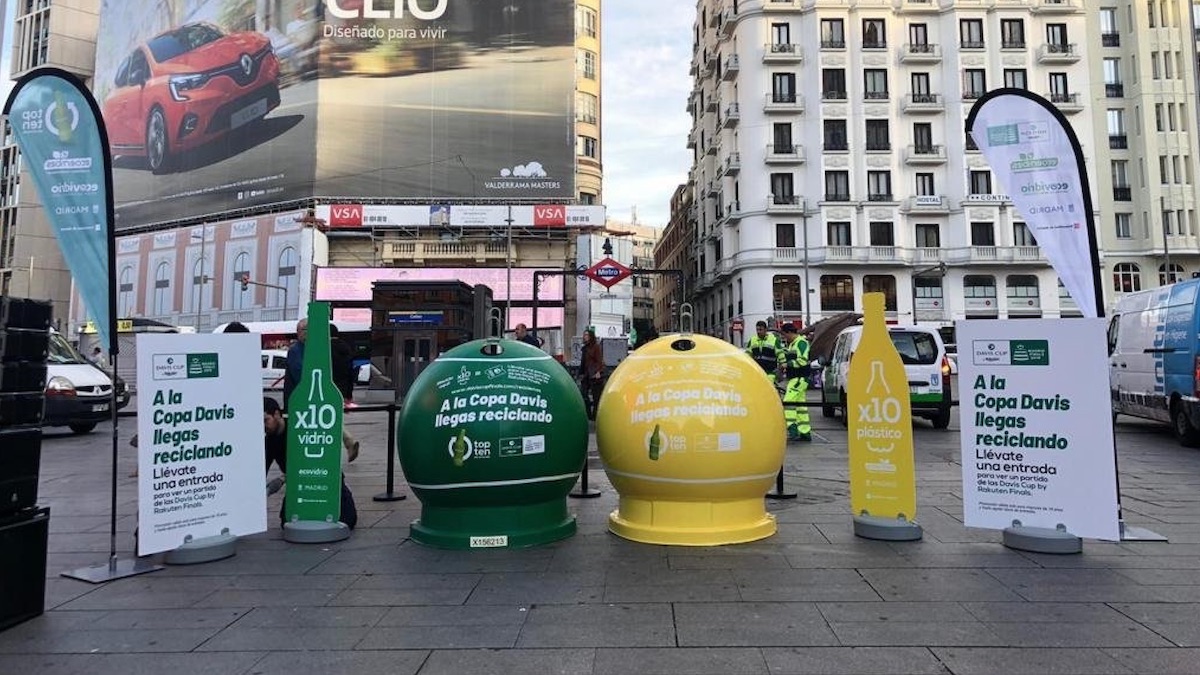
[584,257,633,289]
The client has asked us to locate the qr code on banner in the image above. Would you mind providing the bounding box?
[523,435,546,455]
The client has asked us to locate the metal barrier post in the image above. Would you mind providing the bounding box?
[570,455,601,499]
[373,403,406,502]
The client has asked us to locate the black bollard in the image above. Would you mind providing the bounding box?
[570,454,601,499]
[373,403,407,502]
[765,466,797,500]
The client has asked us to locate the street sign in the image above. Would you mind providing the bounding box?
[585,257,633,289]
[731,319,744,332]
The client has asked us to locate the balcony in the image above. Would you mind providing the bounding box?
[723,151,741,175]
[821,90,848,102]
[902,93,944,114]
[867,193,895,203]
[706,181,720,196]
[899,43,941,63]
[1037,43,1080,64]
[896,0,939,13]
[820,39,846,50]
[962,90,985,101]
[382,240,510,264]
[1046,92,1083,113]
[823,141,849,152]
[767,195,806,214]
[960,40,986,51]
[763,43,803,63]
[1031,0,1081,13]
[719,10,737,37]
[862,41,888,50]
[705,96,718,112]
[723,103,740,127]
[721,201,743,225]
[901,195,950,213]
[1106,83,1124,98]
[1001,40,1026,50]
[722,55,740,80]
[1113,186,1132,201]
[762,0,801,10]
[864,90,890,102]
[904,144,947,164]
[1101,32,1120,47]
[765,144,806,163]
[865,142,891,153]
[1109,134,1128,150]
[764,93,805,113]
[824,192,852,202]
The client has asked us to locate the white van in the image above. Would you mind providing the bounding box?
[1108,279,1200,445]
[262,349,288,390]
[820,324,953,429]
[45,330,130,434]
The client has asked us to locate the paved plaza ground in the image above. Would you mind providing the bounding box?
[3,399,1200,674]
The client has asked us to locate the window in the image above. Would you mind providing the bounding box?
[776,223,795,248]
[911,72,931,99]
[909,23,929,46]
[867,171,892,201]
[278,246,297,309]
[1168,103,1178,130]
[771,22,791,46]
[1100,7,1118,44]
[969,170,992,195]
[773,122,793,152]
[864,69,889,99]
[869,221,894,246]
[577,49,596,80]
[1160,155,1170,184]
[1003,68,1027,89]
[118,266,135,316]
[232,251,251,310]
[863,275,897,311]
[153,261,171,315]
[971,221,995,246]
[576,92,598,124]
[966,129,979,151]
[190,256,207,313]
[1114,213,1132,238]
[1001,18,1025,48]
[1159,263,1185,285]
[1013,222,1037,247]
[862,18,886,48]
[822,69,847,99]
[823,119,848,151]
[1046,23,1068,47]
[865,119,890,150]
[915,223,940,247]
[1103,58,1121,87]
[827,221,851,246]
[913,122,933,150]
[1151,52,1160,79]
[825,171,850,201]
[1107,109,1125,136]
[773,276,803,311]
[1155,103,1164,131]
[960,19,984,48]
[964,275,998,299]
[1113,262,1141,292]
[915,172,935,196]
[579,192,597,205]
[1048,73,1069,101]
[1112,159,1129,186]
[1007,275,1039,299]
[578,135,598,158]
[771,173,796,203]
[963,69,986,98]
[576,6,597,38]
[821,18,845,48]
[772,73,797,102]
[821,275,855,311]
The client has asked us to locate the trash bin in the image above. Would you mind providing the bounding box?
[0,506,49,630]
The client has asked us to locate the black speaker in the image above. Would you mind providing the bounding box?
[0,298,52,331]
[0,393,43,427]
[0,506,49,630]
[0,362,48,394]
[0,428,40,516]
[0,329,50,363]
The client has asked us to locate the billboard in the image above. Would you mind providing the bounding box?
[95,0,577,229]
[313,203,605,229]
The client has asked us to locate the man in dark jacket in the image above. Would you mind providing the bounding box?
[263,396,356,529]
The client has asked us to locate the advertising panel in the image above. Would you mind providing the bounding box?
[315,266,564,302]
[312,204,606,229]
[136,332,267,555]
[95,0,577,229]
[957,318,1119,541]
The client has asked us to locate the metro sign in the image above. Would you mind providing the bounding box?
[585,257,632,289]
[329,204,363,228]
[533,205,566,228]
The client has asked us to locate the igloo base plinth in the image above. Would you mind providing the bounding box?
[410,501,576,550]
[607,496,777,546]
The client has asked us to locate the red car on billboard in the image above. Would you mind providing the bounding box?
[103,23,281,173]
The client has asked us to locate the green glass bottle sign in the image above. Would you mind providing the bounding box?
[286,302,344,523]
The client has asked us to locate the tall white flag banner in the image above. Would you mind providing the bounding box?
[967,90,1102,318]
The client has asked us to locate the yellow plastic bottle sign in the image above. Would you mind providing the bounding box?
[847,293,917,521]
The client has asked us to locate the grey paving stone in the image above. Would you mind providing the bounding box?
[42,579,98,610]
[828,621,1002,647]
[222,574,358,590]
[1103,647,1200,674]
[859,569,1023,602]
[197,626,372,651]
[606,567,735,586]
[0,627,221,654]
[344,572,482,590]
[931,647,1134,674]
[55,587,218,611]
[592,647,769,674]
[466,571,608,605]
[1006,583,1178,603]
[356,624,522,649]
[735,569,882,602]
[760,646,951,674]
[376,604,528,627]
[983,621,1173,648]
[153,549,336,576]
[673,602,838,647]
[1109,602,1200,623]
[195,589,343,608]
[962,602,1132,623]
[0,652,265,675]
[416,648,595,675]
[1112,568,1200,585]
[604,582,742,603]
[816,601,976,623]
[517,603,676,648]
[985,568,1141,587]
[327,587,474,606]
[244,650,427,675]
[232,606,386,627]
[668,553,794,570]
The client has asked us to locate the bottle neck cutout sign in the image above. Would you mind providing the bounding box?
[846,293,917,521]
[286,302,345,523]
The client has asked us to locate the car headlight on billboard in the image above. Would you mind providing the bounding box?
[169,73,211,101]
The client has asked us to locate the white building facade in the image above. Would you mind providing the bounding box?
[688,0,1096,339]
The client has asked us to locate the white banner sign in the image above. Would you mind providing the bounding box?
[313,203,606,229]
[136,333,267,555]
[957,319,1119,540]
[967,92,1098,317]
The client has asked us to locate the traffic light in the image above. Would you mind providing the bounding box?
[240,273,249,291]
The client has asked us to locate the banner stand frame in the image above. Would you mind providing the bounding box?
[853,515,922,542]
[163,531,238,565]
[1002,522,1082,555]
[283,521,351,544]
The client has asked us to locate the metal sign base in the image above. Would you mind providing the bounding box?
[1002,525,1082,554]
[1120,521,1169,542]
[283,520,351,544]
[164,532,238,565]
[62,556,163,584]
[853,515,923,542]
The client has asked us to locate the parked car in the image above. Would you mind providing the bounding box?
[262,349,287,390]
[1108,278,1200,445]
[45,331,130,434]
[821,324,953,429]
[103,22,280,173]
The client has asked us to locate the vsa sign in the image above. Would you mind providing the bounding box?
[329,204,363,228]
[533,205,566,228]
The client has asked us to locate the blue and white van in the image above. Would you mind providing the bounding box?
[1108,278,1200,446]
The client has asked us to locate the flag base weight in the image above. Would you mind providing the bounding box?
[1002,523,1081,554]
[62,556,163,584]
[283,521,351,544]
[853,515,923,542]
[164,531,237,565]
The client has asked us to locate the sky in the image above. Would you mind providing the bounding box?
[601,0,695,228]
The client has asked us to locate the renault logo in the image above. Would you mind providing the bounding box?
[239,54,253,76]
